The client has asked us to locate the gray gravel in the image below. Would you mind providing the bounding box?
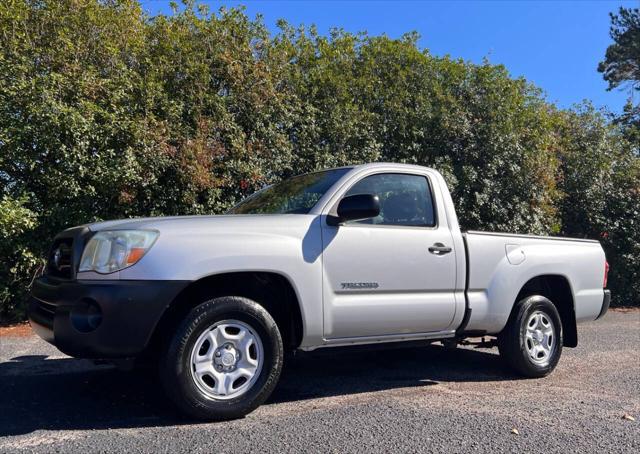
[0,310,638,453]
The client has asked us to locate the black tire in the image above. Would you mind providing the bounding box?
[498,295,563,378]
[159,296,283,420]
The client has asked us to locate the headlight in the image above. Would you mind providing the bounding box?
[79,230,159,274]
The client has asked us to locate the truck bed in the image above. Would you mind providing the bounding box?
[462,230,607,334]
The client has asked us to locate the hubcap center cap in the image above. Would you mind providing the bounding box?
[214,344,240,370]
[221,351,235,366]
[535,330,544,343]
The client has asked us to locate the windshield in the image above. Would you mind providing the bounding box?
[228,168,352,215]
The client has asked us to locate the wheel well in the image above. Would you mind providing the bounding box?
[147,272,304,356]
[516,275,577,347]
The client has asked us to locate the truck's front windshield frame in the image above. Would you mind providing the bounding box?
[227,167,352,215]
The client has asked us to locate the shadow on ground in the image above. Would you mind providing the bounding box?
[0,343,518,436]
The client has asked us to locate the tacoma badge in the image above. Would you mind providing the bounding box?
[341,282,379,290]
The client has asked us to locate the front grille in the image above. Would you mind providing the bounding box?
[47,238,74,279]
[43,226,92,280]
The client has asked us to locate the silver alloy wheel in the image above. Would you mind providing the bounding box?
[524,310,555,366]
[189,320,264,400]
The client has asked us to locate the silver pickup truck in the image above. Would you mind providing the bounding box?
[29,163,610,420]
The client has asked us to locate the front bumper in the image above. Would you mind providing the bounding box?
[28,276,188,358]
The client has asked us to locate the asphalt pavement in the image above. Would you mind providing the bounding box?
[0,310,638,453]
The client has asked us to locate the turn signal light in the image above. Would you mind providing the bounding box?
[127,247,146,265]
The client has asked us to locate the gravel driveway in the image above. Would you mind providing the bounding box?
[0,310,638,453]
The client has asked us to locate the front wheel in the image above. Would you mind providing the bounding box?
[498,295,563,378]
[160,296,283,420]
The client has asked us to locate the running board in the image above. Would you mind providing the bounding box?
[300,330,457,351]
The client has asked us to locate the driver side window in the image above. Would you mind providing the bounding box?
[345,173,436,227]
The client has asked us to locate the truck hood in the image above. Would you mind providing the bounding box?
[85,214,318,238]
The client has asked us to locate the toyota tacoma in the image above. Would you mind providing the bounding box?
[29,163,611,420]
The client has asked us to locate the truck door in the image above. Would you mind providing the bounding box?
[321,171,458,339]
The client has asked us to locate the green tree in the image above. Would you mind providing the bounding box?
[0,1,638,321]
[598,7,640,140]
[598,7,640,93]
[556,105,640,306]
[0,195,41,321]
[278,29,562,234]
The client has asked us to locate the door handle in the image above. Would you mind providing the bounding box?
[429,243,452,255]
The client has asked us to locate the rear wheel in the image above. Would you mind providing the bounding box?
[498,295,563,377]
[160,296,283,420]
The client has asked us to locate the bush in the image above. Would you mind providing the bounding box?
[556,106,640,307]
[0,1,637,321]
[0,195,42,322]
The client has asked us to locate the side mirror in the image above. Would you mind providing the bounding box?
[329,194,380,225]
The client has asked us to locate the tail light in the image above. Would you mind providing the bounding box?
[603,260,609,288]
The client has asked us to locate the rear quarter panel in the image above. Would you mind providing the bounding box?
[464,232,606,334]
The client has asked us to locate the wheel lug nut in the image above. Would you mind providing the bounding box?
[217,365,223,371]
[226,345,232,350]
[215,351,221,357]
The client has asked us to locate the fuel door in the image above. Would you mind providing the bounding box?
[505,244,526,265]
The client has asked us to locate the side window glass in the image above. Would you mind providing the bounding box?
[345,173,435,227]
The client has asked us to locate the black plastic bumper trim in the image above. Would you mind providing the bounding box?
[28,276,189,359]
[596,289,611,320]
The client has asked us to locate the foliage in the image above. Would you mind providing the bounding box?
[595,7,640,305]
[598,7,640,93]
[556,105,639,306]
[598,7,640,138]
[0,1,638,321]
[0,195,42,321]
